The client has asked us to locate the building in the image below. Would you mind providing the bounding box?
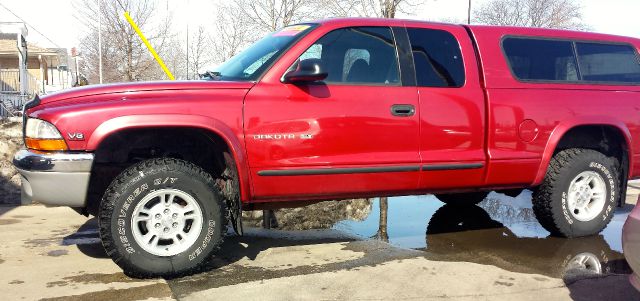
[0,22,72,117]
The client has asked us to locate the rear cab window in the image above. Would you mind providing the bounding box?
[407,28,466,87]
[502,36,640,85]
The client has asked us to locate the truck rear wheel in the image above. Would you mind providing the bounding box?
[533,148,619,238]
[99,158,226,278]
[435,192,489,206]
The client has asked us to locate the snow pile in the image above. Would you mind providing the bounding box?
[242,198,373,230]
[0,119,22,204]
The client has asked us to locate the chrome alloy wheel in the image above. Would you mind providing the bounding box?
[567,171,607,222]
[131,189,203,256]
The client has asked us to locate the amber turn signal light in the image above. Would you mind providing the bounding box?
[25,138,68,151]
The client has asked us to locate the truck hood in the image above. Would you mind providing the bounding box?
[37,80,254,105]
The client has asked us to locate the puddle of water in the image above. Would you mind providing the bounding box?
[332,191,632,278]
[334,195,440,249]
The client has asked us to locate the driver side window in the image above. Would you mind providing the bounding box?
[297,27,400,85]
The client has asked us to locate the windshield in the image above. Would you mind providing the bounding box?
[209,24,316,81]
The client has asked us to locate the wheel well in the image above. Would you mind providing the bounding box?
[85,127,233,216]
[555,125,628,163]
[553,125,629,203]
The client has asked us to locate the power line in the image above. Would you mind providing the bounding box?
[0,2,62,48]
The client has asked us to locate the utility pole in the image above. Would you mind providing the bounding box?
[183,0,189,80]
[467,0,472,24]
[98,0,103,83]
[98,0,103,84]
[186,22,189,80]
[16,29,28,96]
[72,47,79,86]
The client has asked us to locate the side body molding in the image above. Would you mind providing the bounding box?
[533,116,633,186]
[86,114,251,202]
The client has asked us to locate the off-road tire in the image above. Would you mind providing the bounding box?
[99,158,226,278]
[532,148,619,238]
[435,192,489,206]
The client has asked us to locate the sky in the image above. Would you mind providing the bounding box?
[0,0,638,50]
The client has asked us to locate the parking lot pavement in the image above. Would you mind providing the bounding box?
[0,206,174,301]
[2,188,640,300]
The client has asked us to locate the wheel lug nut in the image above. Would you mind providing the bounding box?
[172,213,178,219]
[155,214,161,219]
[172,222,178,228]
[155,223,161,228]
[164,227,170,233]
[164,209,170,214]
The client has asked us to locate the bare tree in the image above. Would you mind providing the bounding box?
[206,0,426,70]
[379,0,415,18]
[474,0,588,30]
[319,0,380,17]
[75,0,174,83]
[210,4,254,64]
[162,36,187,80]
[373,197,389,242]
[187,26,213,79]
[319,0,424,18]
[231,0,316,32]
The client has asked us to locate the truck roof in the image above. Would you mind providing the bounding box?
[467,24,640,46]
[312,17,639,46]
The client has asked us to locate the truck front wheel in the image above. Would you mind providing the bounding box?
[533,148,619,238]
[99,158,226,278]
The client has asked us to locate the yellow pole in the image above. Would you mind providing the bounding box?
[123,11,175,80]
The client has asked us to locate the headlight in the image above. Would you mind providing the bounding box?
[26,118,62,139]
[24,118,68,151]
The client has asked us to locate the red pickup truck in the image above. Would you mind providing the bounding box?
[13,18,640,277]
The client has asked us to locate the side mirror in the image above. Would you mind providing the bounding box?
[283,59,328,84]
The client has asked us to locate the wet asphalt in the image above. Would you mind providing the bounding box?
[2,187,640,300]
[166,191,637,299]
[334,191,633,279]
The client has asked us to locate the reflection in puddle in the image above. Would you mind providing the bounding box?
[334,195,439,248]
[332,191,632,278]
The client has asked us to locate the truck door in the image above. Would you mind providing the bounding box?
[404,25,488,189]
[244,26,421,200]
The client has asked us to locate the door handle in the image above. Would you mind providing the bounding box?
[390,104,415,117]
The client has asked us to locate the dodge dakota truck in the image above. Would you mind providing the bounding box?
[13,18,640,277]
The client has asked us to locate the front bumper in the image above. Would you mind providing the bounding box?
[623,202,640,291]
[13,149,94,207]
